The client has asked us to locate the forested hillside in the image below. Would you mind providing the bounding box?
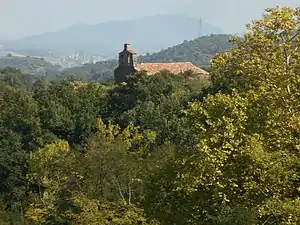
[1,7,300,225]
[139,34,233,66]
[0,55,61,76]
[61,34,233,81]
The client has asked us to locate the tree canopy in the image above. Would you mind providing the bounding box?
[1,6,300,225]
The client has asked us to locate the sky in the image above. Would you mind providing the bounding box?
[1,0,299,39]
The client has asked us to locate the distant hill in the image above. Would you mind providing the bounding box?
[0,50,26,57]
[138,34,233,66]
[61,34,234,81]
[0,56,62,77]
[2,14,223,56]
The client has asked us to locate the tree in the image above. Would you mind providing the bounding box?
[145,6,300,225]
[83,118,156,203]
[211,7,300,95]
[80,118,163,225]
[25,119,160,225]
[25,140,77,224]
[103,71,209,145]
[0,84,50,219]
[32,80,109,150]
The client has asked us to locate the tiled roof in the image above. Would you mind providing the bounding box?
[127,49,137,54]
[135,62,208,75]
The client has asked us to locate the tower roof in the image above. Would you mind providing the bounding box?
[119,43,136,54]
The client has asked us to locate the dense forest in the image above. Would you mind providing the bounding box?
[1,7,300,225]
[61,34,233,81]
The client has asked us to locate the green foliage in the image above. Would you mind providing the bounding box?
[33,80,110,149]
[60,60,117,82]
[26,140,76,224]
[0,83,46,215]
[145,6,300,225]
[24,120,160,225]
[0,56,61,77]
[140,34,235,67]
[0,68,36,90]
[102,71,210,145]
[211,7,300,94]
[1,6,300,225]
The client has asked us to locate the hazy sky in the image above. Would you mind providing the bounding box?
[1,0,299,39]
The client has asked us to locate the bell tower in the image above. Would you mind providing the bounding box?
[114,43,137,84]
[118,43,136,67]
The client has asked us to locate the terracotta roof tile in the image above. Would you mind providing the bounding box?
[127,49,137,54]
[135,62,208,75]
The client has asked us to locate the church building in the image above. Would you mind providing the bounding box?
[114,43,209,84]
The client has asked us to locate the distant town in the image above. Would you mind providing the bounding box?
[44,51,108,68]
[0,45,109,68]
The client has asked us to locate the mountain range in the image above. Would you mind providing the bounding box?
[1,14,223,57]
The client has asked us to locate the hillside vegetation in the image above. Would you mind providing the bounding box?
[139,34,233,66]
[1,6,300,225]
[61,34,233,81]
[0,55,61,76]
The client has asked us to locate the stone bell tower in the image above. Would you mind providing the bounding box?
[114,43,137,84]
